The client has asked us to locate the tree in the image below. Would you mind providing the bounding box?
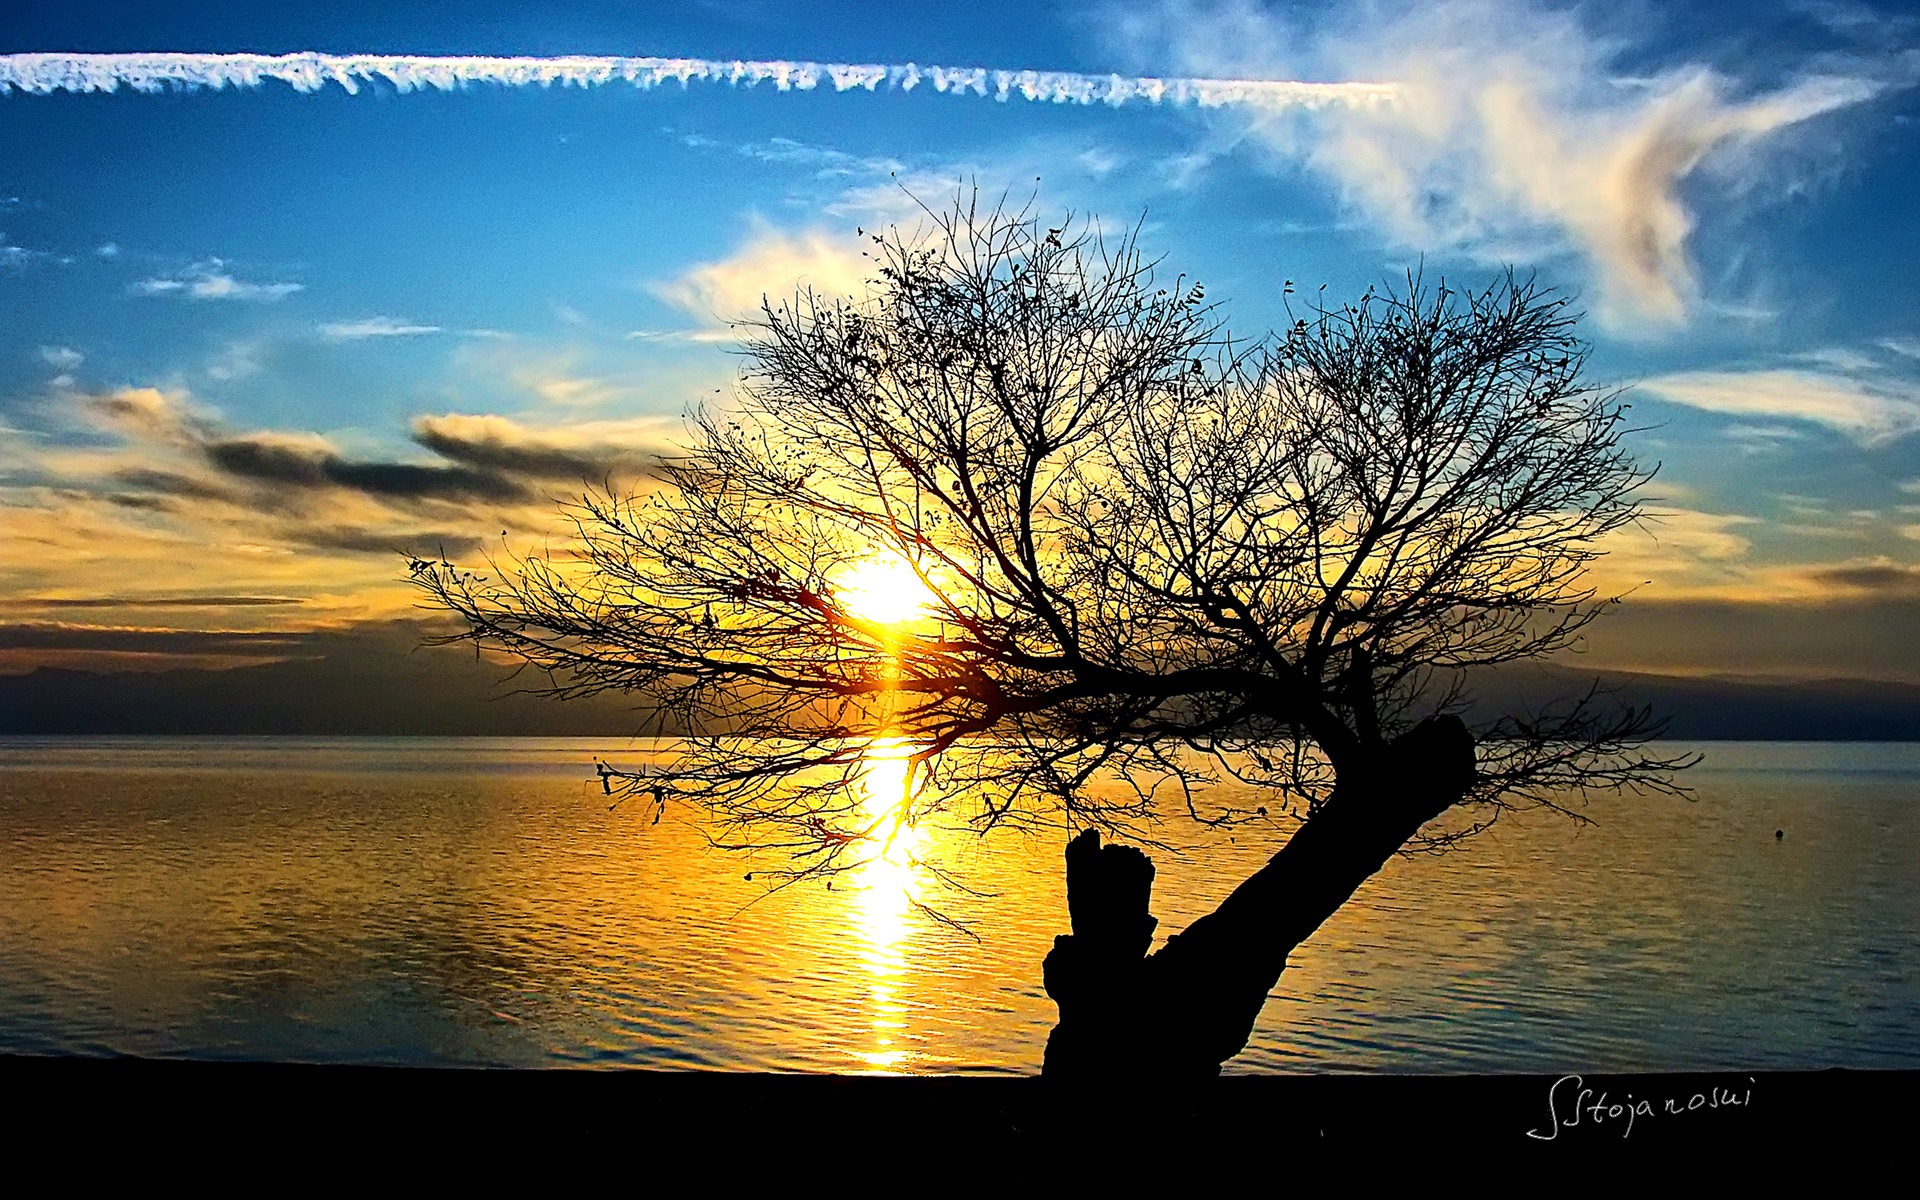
[411,192,1693,1079]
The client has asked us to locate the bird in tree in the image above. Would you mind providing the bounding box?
[411,191,1693,1079]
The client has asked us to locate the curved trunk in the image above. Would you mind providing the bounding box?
[1042,714,1477,1079]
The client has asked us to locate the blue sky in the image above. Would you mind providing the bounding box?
[6,0,1920,681]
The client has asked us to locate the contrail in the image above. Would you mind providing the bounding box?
[0,52,1398,111]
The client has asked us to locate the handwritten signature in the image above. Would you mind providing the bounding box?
[1527,1074,1755,1140]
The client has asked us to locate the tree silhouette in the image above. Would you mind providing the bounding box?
[411,193,1692,1078]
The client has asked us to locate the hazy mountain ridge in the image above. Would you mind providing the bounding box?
[6,629,1920,739]
[1461,663,1920,741]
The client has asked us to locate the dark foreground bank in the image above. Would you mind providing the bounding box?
[1,1057,1906,1174]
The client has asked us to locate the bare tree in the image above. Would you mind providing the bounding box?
[411,192,1693,1078]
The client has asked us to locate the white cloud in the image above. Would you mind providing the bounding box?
[410,411,673,470]
[38,345,83,371]
[1641,367,1920,444]
[1721,422,1808,453]
[681,133,906,179]
[531,376,632,407]
[1589,504,1762,599]
[1627,507,1758,562]
[206,341,264,383]
[1703,300,1781,323]
[134,258,302,301]
[320,316,442,339]
[0,50,1394,111]
[657,227,870,323]
[1588,507,1920,603]
[625,328,738,345]
[9,33,1895,336]
[1,234,54,269]
[1792,346,1883,373]
[94,242,119,258]
[1109,0,1896,331]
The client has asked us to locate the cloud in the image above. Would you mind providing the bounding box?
[625,328,738,345]
[0,50,1396,112]
[679,133,906,179]
[658,227,871,322]
[104,494,174,512]
[1791,346,1883,374]
[1587,493,1920,605]
[0,621,315,675]
[88,386,221,446]
[409,413,666,483]
[1721,423,1808,454]
[15,387,672,576]
[528,375,636,407]
[320,316,442,339]
[0,389,680,658]
[203,433,533,504]
[17,595,305,608]
[0,31,1896,333]
[206,341,265,382]
[1801,559,1920,598]
[1109,0,1899,330]
[1640,367,1920,444]
[0,623,308,651]
[38,345,83,371]
[110,467,231,502]
[1585,504,1766,601]
[287,526,486,557]
[69,388,562,512]
[25,28,1866,330]
[134,258,302,301]
[1,234,56,269]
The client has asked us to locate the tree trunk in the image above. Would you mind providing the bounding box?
[1042,714,1477,1079]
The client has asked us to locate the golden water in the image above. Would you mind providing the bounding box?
[0,737,1914,1072]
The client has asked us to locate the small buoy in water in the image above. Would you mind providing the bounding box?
[1775,829,1785,840]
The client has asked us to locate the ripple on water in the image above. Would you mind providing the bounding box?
[0,738,1916,1071]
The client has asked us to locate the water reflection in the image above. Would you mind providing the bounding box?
[849,737,925,1071]
[1,738,1915,1072]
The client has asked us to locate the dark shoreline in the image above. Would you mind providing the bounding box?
[4,1056,1907,1169]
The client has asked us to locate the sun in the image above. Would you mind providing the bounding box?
[835,555,938,625]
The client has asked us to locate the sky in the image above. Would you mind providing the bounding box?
[5,0,1920,706]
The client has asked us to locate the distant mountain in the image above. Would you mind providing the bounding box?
[0,624,652,737]
[5,627,1920,739]
[1460,663,1920,741]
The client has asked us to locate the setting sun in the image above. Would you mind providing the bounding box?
[834,555,938,626]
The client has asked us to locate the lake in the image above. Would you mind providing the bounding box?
[0,737,1914,1073]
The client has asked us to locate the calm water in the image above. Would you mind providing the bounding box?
[0,737,1915,1074]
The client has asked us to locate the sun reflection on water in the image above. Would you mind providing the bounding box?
[847,737,926,1071]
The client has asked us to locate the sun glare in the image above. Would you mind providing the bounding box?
[834,555,937,626]
[850,737,927,1072]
